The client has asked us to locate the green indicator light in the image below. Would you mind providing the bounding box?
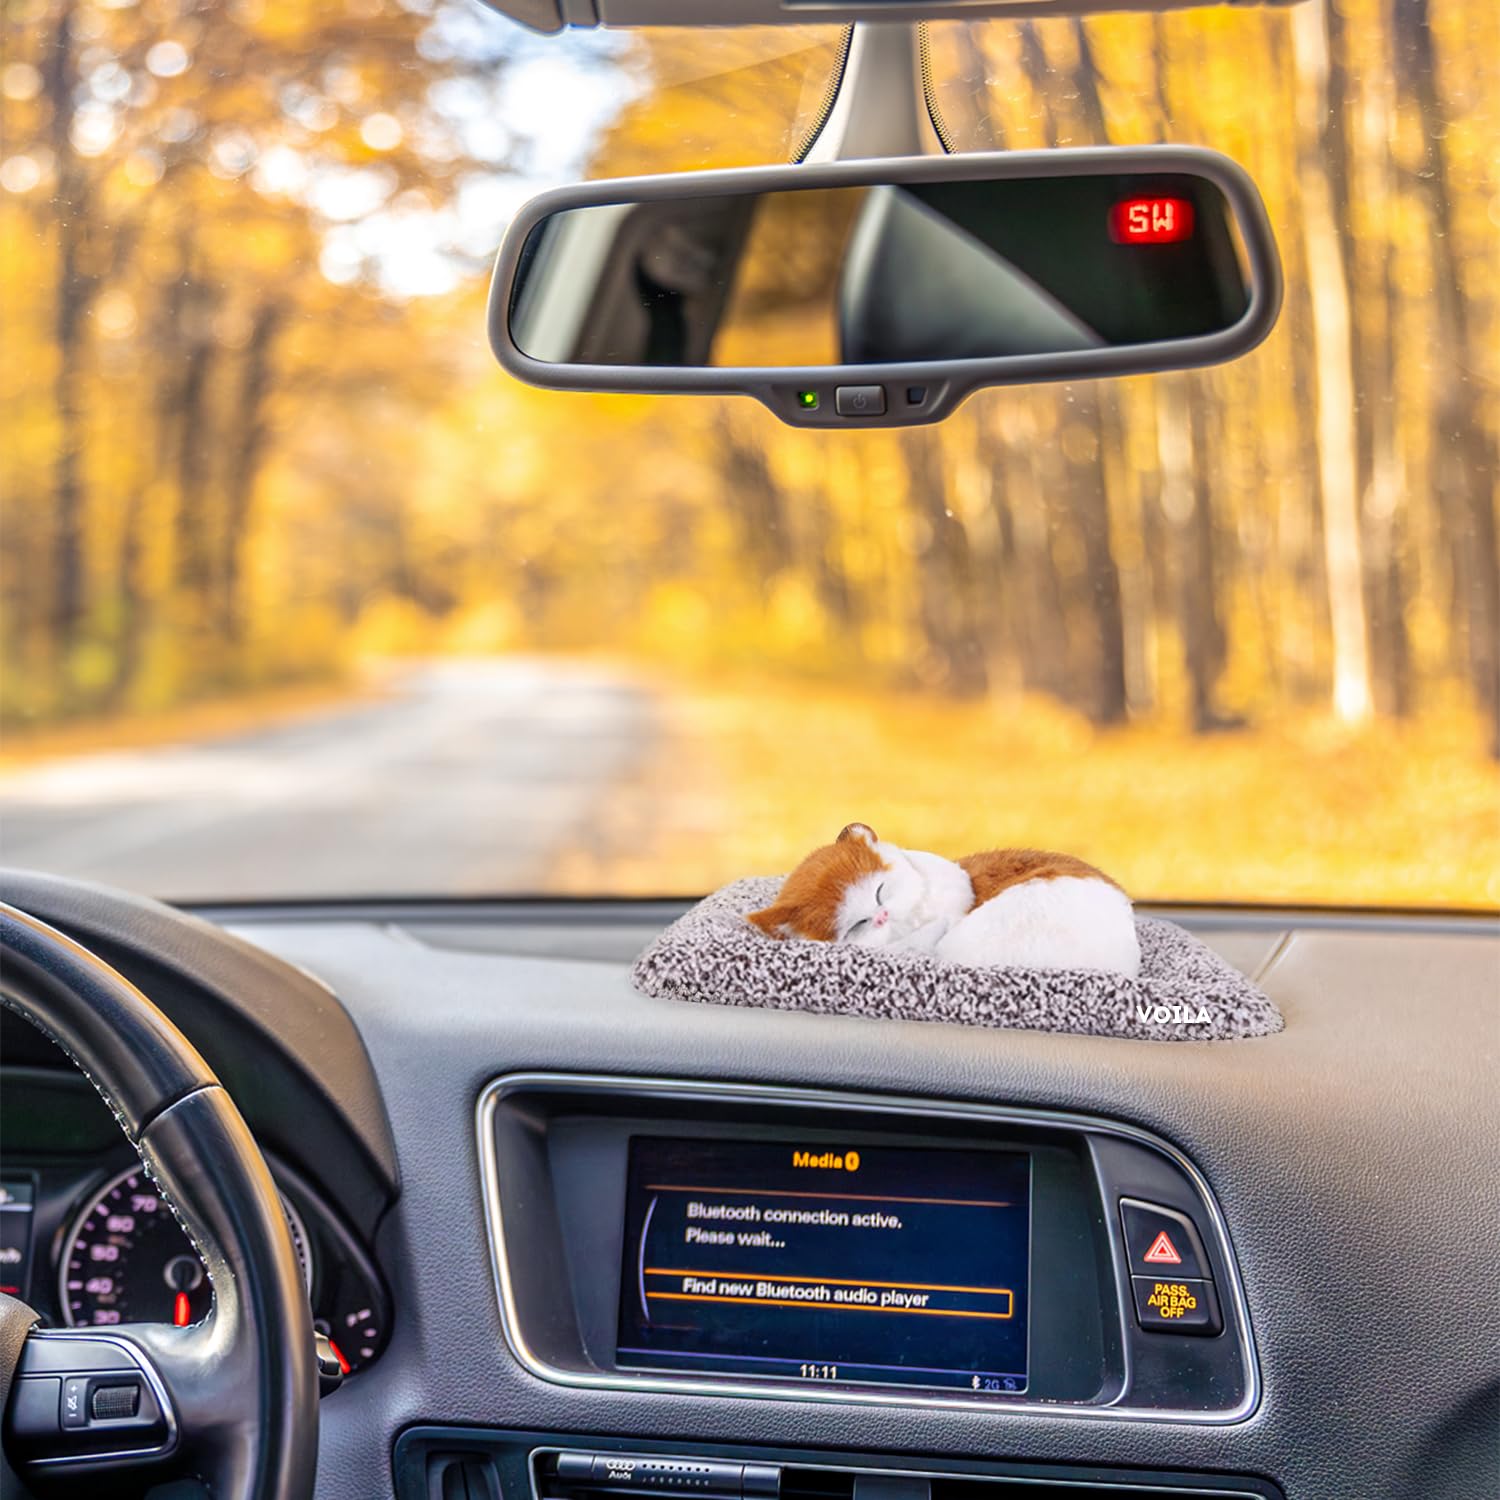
[797,390,819,410]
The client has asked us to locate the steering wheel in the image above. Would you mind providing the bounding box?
[0,903,319,1498]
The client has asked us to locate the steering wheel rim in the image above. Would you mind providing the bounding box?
[0,902,318,1499]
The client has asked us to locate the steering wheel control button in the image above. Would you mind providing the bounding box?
[90,1381,141,1420]
[17,1336,137,1374]
[1131,1275,1223,1335]
[9,1331,174,1459]
[4,1377,61,1442]
[60,1377,89,1429]
[1120,1198,1211,1280]
[835,384,886,417]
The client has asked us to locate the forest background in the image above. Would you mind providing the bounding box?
[2,0,1496,905]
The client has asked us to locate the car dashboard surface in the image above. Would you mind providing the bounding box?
[1,891,1496,1500]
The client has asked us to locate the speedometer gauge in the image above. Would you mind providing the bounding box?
[59,1164,313,1328]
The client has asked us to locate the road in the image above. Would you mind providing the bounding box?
[0,660,659,901]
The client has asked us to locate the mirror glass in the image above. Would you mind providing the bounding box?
[508,173,1252,370]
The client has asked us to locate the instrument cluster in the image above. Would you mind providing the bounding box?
[2,1150,390,1377]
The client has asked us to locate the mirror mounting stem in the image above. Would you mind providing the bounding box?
[800,24,949,163]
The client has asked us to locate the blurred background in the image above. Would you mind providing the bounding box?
[0,0,1496,906]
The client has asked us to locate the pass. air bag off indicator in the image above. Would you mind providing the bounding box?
[616,1138,1031,1395]
[1130,1275,1223,1335]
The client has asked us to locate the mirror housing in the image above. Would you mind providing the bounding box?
[488,148,1282,429]
[479,0,1300,38]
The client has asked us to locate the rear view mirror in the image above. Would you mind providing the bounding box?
[490,148,1281,427]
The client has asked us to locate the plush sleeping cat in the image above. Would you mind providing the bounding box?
[746,823,1140,977]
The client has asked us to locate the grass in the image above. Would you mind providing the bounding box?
[552,672,1500,910]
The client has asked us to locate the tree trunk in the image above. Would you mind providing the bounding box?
[1060,390,1129,725]
[812,504,859,635]
[1009,438,1073,700]
[1157,379,1231,730]
[1131,396,1168,717]
[1393,0,1500,752]
[950,24,1002,147]
[172,278,219,620]
[901,428,989,698]
[997,33,1128,723]
[716,410,792,579]
[1354,28,1411,718]
[41,3,90,670]
[219,303,284,643]
[972,417,1022,690]
[986,424,1068,698]
[1365,437,1411,719]
[1018,24,1060,149]
[1187,389,1229,695]
[110,491,149,706]
[1292,0,1374,724]
[111,271,191,701]
[1070,20,1109,143]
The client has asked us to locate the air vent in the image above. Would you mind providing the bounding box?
[779,1473,1241,1500]
[539,1453,1272,1500]
[430,1453,501,1500]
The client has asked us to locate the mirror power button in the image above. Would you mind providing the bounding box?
[835,385,886,417]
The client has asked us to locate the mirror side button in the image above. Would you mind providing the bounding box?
[835,385,886,417]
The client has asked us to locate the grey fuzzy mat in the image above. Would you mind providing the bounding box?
[632,877,1284,1042]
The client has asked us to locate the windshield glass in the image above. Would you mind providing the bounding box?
[1,4,1496,908]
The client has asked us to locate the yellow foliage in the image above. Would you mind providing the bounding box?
[553,672,1500,910]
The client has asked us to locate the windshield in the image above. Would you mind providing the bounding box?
[1,4,1496,908]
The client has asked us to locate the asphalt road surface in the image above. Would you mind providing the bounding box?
[0,660,658,901]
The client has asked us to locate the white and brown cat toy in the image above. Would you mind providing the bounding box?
[746,823,1140,978]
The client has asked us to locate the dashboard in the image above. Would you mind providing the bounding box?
[0,870,1497,1500]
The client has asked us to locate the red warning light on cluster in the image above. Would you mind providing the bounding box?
[1109,197,1195,245]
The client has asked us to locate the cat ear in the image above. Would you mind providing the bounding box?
[746,905,794,939]
[837,822,878,846]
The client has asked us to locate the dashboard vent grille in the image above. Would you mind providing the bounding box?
[778,1473,1259,1500]
[545,1457,1272,1500]
[430,1453,501,1500]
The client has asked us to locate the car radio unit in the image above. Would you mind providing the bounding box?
[476,1074,1256,1422]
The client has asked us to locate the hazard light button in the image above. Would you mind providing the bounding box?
[1120,1198,1211,1280]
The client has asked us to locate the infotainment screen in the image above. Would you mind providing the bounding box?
[616,1137,1031,1395]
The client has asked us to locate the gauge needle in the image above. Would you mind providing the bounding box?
[327,1338,351,1375]
[173,1291,192,1327]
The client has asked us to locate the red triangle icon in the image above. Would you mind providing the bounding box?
[1143,1230,1183,1265]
